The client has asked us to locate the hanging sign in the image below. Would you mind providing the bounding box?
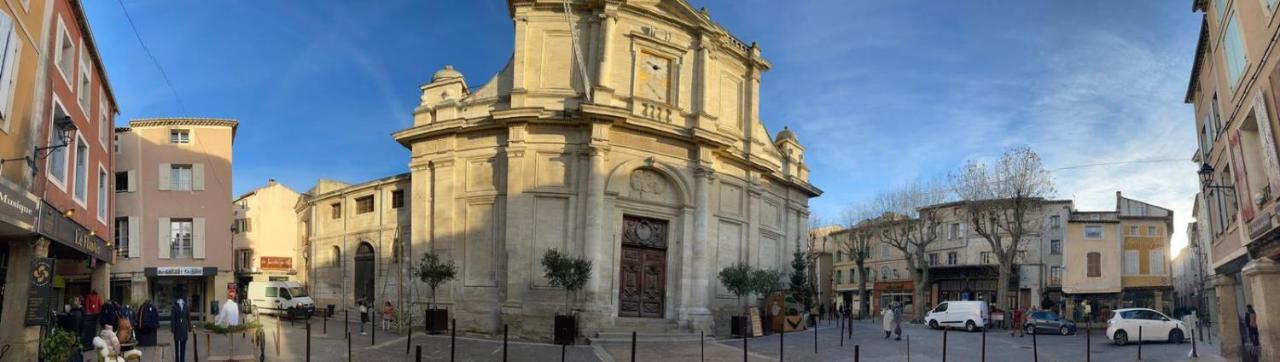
[24,258,54,325]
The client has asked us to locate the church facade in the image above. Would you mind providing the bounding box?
[385,0,819,337]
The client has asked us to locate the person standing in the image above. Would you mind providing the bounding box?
[1246,304,1259,345]
[381,301,394,331]
[1011,307,1025,337]
[172,297,189,362]
[1082,300,1092,323]
[359,300,369,335]
[881,305,895,339]
[213,289,241,328]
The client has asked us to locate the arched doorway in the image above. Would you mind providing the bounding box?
[354,243,375,304]
[618,216,667,318]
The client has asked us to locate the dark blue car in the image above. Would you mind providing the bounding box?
[1025,310,1077,335]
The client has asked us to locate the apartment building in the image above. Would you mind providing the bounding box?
[113,118,236,319]
[1062,192,1173,318]
[232,179,302,292]
[1186,0,1280,358]
[0,0,119,359]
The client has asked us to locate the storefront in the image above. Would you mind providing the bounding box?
[929,265,1020,309]
[145,266,219,319]
[872,280,915,318]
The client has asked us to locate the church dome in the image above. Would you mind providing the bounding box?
[776,126,797,143]
[432,65,463,82]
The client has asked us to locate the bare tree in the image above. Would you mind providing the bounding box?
[839,203,876,319]
[803,215,826,317]
[950,146,1055,312]
[875,180,948,322]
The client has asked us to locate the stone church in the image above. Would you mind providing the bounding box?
[386,0,820,337]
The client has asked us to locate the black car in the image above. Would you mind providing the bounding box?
[1024,310,1077,335]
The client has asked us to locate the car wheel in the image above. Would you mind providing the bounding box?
[1024,324,1035,335]
[966,321,977,332]
[929,320,939,329]
[1060,326,1070,336]
[1114,330,1128,346]
[1169,329,1184,344]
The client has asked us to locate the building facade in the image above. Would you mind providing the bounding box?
[378,0,820,338]
[296,175,410,318]
[233,180,302,291]
[0,0,119,359]
[1062,192,1173,318]
[1186,0,1280,358]
[112,118,236,319]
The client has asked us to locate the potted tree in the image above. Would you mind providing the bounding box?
[718,262,753,337]
[542,249,592,345]
[417,251,457,334]
[40,327,80,362]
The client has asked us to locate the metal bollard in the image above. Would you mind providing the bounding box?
[561,344,566,362]
[1032,326,1038,362]
[324,312,328,334]
[451,318,457,362]
[1191,325,1198,358]
[855,344,860,362]
[631,331,637,362]
[306,320,312,362]
[942,328,948,362]
[407,314,413,355]
[1086,321,1091,362]
[981,325,986,362]
[840,320,845,347]
[346,309,350,335]
[504,324,509,362]
[701,331,705,362]
[347,332,352,362]
[416,345,422,362]
[814,321,819,354]
[906,335,910,362]
[743,334,748,362]
[780,328,785,361]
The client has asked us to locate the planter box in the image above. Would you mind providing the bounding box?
[554,314,578,345]
[425,308,449,334]
[730,315,749,337]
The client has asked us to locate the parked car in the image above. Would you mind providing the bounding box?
[924,301,989,332]
[1024,310,1076,335]
[1105,308,1187,345]
[247,281,316,318]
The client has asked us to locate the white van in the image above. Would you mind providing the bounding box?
[247,281,316,318]
[924,301,989,332]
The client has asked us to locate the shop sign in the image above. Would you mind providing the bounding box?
[259,256,292,270]
[1246,209,1276,242]
[155,267,204,276]
[0,178,38,232]
[24,258,53,325]
[36,202,111,262]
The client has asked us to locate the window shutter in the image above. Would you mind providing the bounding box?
[158,217,171,259]
[0,22,16,121]
[158,163,170,191]
[1124,250,1138,276]
[127,216,140,258]
[193,163,205,191]
[1251,91,1280,198]
[193,217,205,259]
[127,170,137,192]
[1149,249,1164,275]
[1230,132,1256,221]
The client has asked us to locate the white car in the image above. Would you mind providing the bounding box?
[924,301,989,332]
[1105,308,1188,345]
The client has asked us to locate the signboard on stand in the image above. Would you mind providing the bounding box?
[748,307,763,337]
[24,258,53,325]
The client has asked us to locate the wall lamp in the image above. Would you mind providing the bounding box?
[1,116,77,176]
[1197,163,1237,197]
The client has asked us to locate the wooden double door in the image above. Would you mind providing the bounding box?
[618,216,667,318]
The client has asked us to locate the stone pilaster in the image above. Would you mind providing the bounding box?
[691,166,715,324]
[503,123,529,309]
[1216,274,1242,359]
[582,145,608,306]
[1243,257,1280,361]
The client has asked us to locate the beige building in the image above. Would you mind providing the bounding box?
[369,0,820,338]
[1062,192,1173,316]
[233,180,302,287]
[113,118,237,318]
[296,175,410,316]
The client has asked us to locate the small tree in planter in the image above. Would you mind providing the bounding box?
[717,262,753,336]
[417,251,457,334]
[40,327,79,362]
[542,249,592,345]
[788,251,815,326]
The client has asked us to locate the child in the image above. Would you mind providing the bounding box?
[382,301,394,331]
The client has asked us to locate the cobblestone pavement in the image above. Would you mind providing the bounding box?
[84,315,1227,361]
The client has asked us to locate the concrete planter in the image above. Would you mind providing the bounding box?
[425,308,449,334]
[554,314,578,345]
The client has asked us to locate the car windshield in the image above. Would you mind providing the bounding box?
[288,287,308,297]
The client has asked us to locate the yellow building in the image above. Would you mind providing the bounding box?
[1062,192,1172,318]
[233,180,302,287]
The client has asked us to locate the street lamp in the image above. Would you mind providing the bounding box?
[1,116,75,175]
[1198,163,1237,196]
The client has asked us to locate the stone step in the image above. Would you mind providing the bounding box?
[588,331,704,343]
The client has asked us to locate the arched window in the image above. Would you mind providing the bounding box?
[1087,252,1101,278]
[331,246,341,268]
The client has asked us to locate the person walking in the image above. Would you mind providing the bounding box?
[172,296,190,362]
[382,301,394,331]
[892,303,903,341]
[881,305,895,339]
[1082,300,1092,323]
[359,300,369,335]
[1011,307,1025,337]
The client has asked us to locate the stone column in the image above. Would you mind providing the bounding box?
[0,238,49,361]
[592,9,617,104]
[582,145,607,306]
[1244,258,1280,361]
[1216,274,1242,359]
[691,167,715,322]
[503,124,529,310]
[92,261,111,300]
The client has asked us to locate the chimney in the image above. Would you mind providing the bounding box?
[268,178,276,185]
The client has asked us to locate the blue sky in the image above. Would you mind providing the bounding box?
[85,1,1202,253]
